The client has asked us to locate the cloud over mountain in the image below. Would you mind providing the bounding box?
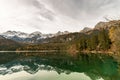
[0,0,120,33]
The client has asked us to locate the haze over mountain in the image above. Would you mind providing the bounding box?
[0,0,120,33]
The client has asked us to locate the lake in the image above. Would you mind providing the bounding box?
[0,52,120,80]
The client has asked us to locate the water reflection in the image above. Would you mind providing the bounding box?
[0,52,119,80]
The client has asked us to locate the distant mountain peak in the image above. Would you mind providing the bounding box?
[1,30,29,38]
[95,20,120,30]
[0,30,70,43]
[29,31,42,38]
[80,27,92,33]
[94,22,108,30]
[55,31,69,36]
[31,31,42,35]
[0,30,71,44]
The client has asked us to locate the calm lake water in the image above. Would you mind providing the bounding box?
[0,52,120,80]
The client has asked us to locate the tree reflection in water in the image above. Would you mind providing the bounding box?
[0,52,119,80]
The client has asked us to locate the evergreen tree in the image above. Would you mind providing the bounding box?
[98,29,111,50]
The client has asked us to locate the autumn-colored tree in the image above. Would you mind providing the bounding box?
[109,26,120,53]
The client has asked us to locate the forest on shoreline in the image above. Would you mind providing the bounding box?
[0,20,120,55]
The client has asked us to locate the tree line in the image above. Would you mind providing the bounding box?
[75,29,111,51]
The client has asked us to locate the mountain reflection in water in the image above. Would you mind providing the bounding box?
[0,52,120,80]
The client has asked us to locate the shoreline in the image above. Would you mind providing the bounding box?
[0,50,118,56]
[0,50,58,53]
[81,50,114,54]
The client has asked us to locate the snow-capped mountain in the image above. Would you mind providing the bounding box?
[1,31,29,39]
[54,31,69,36]
[0,31,69,43]
[29,31,42,38]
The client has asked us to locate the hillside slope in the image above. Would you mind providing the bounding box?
[0,36,21,50]
[1,20,120,54]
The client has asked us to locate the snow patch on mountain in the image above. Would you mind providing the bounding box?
[1,31,29,38]
[0,30,70,43]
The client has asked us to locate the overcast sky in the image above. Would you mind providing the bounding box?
[0,0,120,33]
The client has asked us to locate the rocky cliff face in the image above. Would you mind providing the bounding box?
[95,20,120,30]
[80,27,92,33]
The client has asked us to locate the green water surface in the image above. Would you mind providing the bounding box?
[0,52,119,80]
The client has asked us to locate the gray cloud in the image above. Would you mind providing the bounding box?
[44,0,120,20]
[20,0,55,21]
[0,0,120,33]
[33,0,55,21]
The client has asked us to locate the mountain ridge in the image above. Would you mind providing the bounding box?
[0,20,120,54]
[0,31,70,43]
